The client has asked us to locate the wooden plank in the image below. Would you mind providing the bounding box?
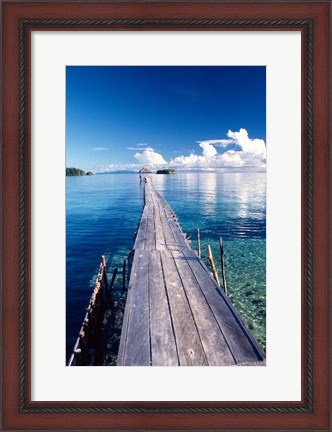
[155,190,169,209]
[153,191,188,250]
[149,251,179,365]
[184,249,265,363]
[144,202,156,251]
[167,216,188,250]
[158,204,177,250]
[144,179,187,251]
[133,205,149,250]
[119,250,151,365]
[151,193,167,250]
[172,250,235,366]
[160,250,207,366]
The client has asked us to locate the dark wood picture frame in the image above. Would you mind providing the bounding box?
[2,1,330,430]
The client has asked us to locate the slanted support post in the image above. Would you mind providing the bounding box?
[197,229,201,258]
[101,255,108,303]
[207,244,220,286]
[219,237,228,296]
[108,268,118,305]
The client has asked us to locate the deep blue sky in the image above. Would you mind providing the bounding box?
[66,66,266,172]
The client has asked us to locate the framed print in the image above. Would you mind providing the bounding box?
[1,1,330,431]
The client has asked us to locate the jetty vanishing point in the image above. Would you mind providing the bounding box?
[69,176,266,366]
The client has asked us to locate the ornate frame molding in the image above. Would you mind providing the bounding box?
[18,18,313,414]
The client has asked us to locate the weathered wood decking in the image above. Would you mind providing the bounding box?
[117,178,265,366]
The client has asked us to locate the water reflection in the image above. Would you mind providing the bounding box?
[199,173,217,216]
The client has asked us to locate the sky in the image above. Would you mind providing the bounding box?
[66,66,266,173]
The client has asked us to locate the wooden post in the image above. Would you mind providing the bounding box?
[104,273,109,303]
[79,330,88,365]
[122,260,126,292]
[197,229,201,258]
[73,348,82,366]
[108,267,118,305]
[219,237,228,296]
[101,256,108,303]
[68,336,81,366]
[68,353,75,367]
[207,244,220,286]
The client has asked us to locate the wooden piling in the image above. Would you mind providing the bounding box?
[207,244,220,286]
[219,237,228,296]
[197,229,201,258]
[68,353,75,366]
[109,267,118,303]
[102,259,108,303]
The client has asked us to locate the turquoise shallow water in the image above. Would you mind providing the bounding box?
[66,172,266,361]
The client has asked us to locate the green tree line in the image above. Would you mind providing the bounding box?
[66,167,93,176]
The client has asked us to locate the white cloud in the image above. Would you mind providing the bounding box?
[199,141,217,158]
[134,149,167,166]
[198,138,234,148]
[227,128,266,157]
[127,146,154,151]
[92,147,108,151]
[95,163,140,173]
[170,128,266,171]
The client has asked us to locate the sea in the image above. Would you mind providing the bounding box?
[66,171,266,363]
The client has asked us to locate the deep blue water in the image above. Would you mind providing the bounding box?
[66,172,266,359]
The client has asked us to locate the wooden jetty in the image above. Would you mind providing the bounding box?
[117,178,265,366]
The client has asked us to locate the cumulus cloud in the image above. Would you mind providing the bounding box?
[134,149,167,166]
[227,128,266,157]
[199,141,217,158]
[170,128,266,170]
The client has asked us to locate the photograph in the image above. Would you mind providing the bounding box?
[2,0,330,429]
[66,66,267,366]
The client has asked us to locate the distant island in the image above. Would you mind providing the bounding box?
[66,167,93,176]
[156,168,176,175]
